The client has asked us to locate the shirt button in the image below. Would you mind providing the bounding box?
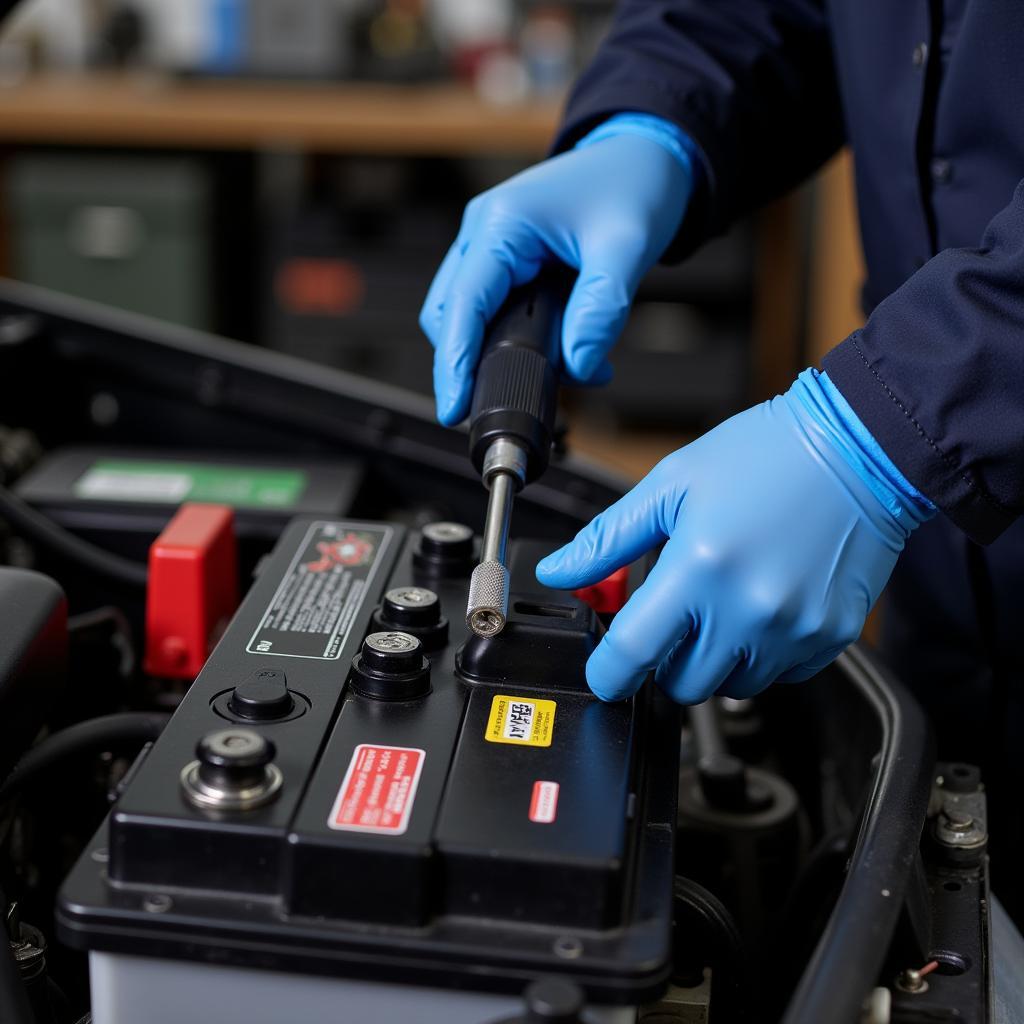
[931,158,952,184]
[912,42,928,67]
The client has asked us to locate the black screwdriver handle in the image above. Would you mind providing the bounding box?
[468,265,573,485]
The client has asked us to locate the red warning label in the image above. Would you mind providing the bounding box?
[529,780,560,824]
[328,744,425,835]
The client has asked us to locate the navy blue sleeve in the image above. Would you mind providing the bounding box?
[824,179,1024,544]
[554,0,844,257]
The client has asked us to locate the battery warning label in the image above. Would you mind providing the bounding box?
[328,744,425,835]
[485,695,556,747]
[247,521,392,660]
[529,781,560,824]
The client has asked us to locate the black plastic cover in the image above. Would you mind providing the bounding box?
[14,445,363,561]
[0,567,67,779]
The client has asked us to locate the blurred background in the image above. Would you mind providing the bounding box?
[0,0,864,480]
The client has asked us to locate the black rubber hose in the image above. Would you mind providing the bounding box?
[0,712,170,806]
[673,875,747,1018]
[0,485,148,588]
[0,884,33,1024]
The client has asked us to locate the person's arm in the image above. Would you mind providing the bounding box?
[421,0,845,424]
[555,0,845,257]
[536,174,1024,706]
[824,178,1024,544]
[537,367,934,703]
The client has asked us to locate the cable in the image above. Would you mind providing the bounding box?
[0,485,147,588]
[0,716,168,1018]
[0,712,170,806]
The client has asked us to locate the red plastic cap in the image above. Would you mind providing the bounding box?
[144,503,239,680]
[574,566,630,615]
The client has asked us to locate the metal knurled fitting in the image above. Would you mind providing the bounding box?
[467,560,510,637]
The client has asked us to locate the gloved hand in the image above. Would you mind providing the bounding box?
[536,370,934,703]
[420,118,695,425]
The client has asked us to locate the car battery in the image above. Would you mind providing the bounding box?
[58,518,679,1024]
[14,446,363,564]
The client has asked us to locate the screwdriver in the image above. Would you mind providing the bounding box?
[465,266,572,638]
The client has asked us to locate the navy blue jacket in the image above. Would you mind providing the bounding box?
[556,0,1024,544]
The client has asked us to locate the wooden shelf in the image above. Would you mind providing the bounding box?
[0,73,562,155]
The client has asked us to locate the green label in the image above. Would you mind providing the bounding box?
[74,460,307,510]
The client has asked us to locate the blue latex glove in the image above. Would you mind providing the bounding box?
[536,369,935,703]
[420,114,696,425]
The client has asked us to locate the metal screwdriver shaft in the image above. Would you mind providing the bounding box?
[467,442,522,637]
[464,267,571,639]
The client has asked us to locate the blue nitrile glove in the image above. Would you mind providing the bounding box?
[536,369,936,703]
[420,113,698,425]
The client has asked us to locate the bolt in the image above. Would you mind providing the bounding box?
[942,808,974,833]
[896,968,927,993]
[552,935,583,960]
[143,894,173,914]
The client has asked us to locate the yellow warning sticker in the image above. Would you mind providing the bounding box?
[485,695,556,747]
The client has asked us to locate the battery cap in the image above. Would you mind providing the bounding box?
[228,668,294,721]
[413,521,474,577]
[382,587,440,628]
[351,631,430,700]
[373,586,449,650]
[197,728,275,788]
[362,631,422,673]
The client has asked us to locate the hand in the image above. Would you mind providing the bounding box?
[420,133,693,425]
[536,371,922,703]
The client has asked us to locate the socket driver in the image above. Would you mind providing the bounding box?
[467,440,526,637]
[465,267,571,638]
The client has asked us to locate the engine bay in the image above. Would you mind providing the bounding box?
[0,279,995,1024]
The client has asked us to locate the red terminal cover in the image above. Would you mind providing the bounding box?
[144,503,239,680]
[574,566,630,615]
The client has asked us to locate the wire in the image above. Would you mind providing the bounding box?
[0,485,147,588]
[0,712,170,806]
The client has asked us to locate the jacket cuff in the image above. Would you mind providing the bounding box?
[823,334,1016,544]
